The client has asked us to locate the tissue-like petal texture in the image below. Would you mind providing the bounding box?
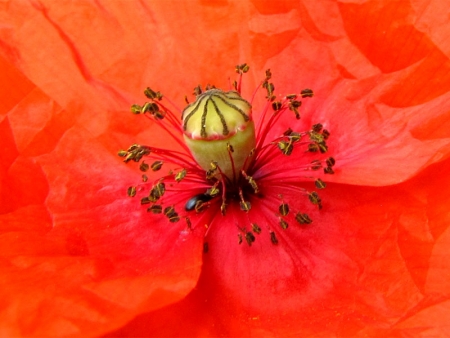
[1,0,450,337]
[109,156,450,337]
[0,84,203,337]
[1,0,450,185]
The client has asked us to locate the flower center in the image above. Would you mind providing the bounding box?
[181,89,255,184]
[119,64,336,249]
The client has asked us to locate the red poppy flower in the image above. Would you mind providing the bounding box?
[1,0,450,337]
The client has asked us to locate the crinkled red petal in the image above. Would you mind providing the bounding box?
[0,82,203,336]
[109,156,450,337]
[1,0,450,337]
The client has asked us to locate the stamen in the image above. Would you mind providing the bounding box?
[239,188,251,212]
[120,64,337,250]
[295,212,312,225]
[163,206,180,223]
[251,223,262,234]
[151,161,163,171]
[245,231,256,246]
[279,218,289,230]
[237,225,256,246]
[127,186,137,197]
[174,168,187,182]
[235,63,249,94]
[227,142,237,184]
[241,170,259,194]
[308,191,322,210]
[279,202,290,216]
[315,179,327,189]
[139,162,149,172]
[270,231,279,244]
[148,205,162,214]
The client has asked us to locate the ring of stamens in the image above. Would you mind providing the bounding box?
[120,64,336,250]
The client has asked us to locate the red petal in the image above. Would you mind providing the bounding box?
[110,156,450,337]
[1,0,450,336]
[2,0,450,185]
[260,0,450,185]
[0,83,203,336]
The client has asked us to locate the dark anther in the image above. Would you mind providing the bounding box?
[144,87,162,100]
[322,129,330,140]
[308,192,322,209]
[288,100,301,119]
[286,94,297,100]
[164,206,179,222]
[326,157,336,167]
[175,168,187,182]
[272,101,282,111]
[324,166,335,175]
[240,200,251,212]
[130,104,142,114]
[295,213,312,225]
[318,142,328,153]
[262,80,275,101]
[149,182,165,202]
[315,179,326,189]
[185,193,213,211]
[206,168,217,180]
[141,102,159,115]
[312,123,323,133]
[311,160,322,171]
[309,131,324,143]
[193,85,203,96]
[185,217,192,229]
[122,144,151,163]
[227,143,234,153]
[235,63,249,74]
[153,110,165,120]
[308,143,319,152]
[242,171,259,193]
[194,199,210,213]
[142,174,148,182]
[290,132,301,142]
[127,186,137,197]
[210,161,218,170]
[270,231,278,244]
[147,205,162,214]
[151,161,163,171]
[290,100,302,108]
[279,203,289,216]
[251,223,262,234]
[279,218,289,230]
[283,128,293,136]
[232,80,238,90]
[168,214,180,223]
[245,231,256,246]
[139,162,149,172]
[140,197,151,205]
[300,89,314,98]
[247,177,259,193]
[265,69,272,80]
[164,206,176,217]
[206,185,220,197]
[278,141,293,156]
